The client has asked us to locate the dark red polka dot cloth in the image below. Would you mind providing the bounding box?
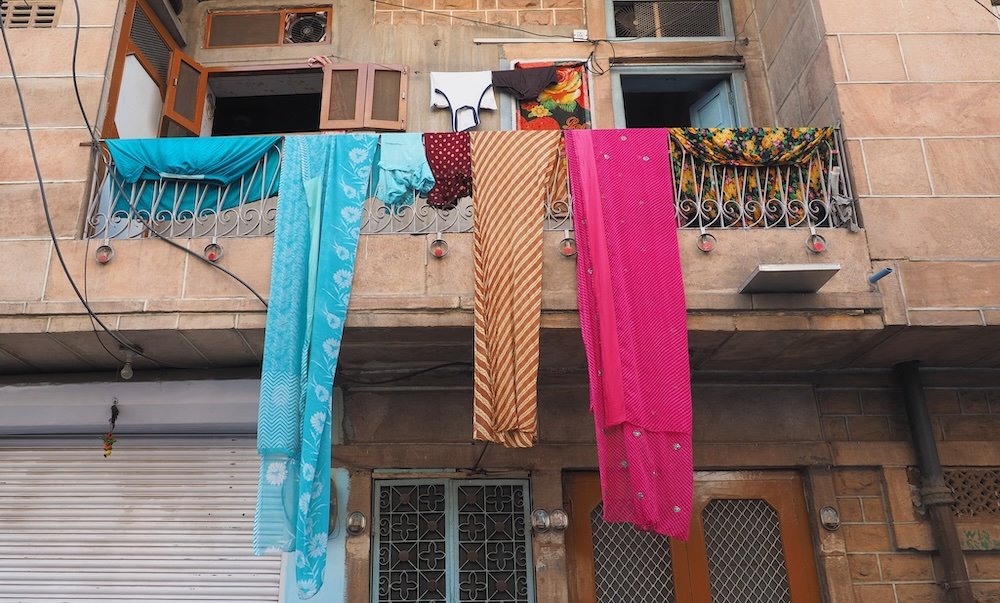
[423,132,472,210]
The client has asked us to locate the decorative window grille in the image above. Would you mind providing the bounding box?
[373,479,534,603]
[944,468,1000,518]
[590,503,676,603]
[611,0,726,38]
[0,0,61,28]
[702,499,791,603]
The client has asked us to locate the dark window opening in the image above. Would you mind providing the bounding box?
[621,74,736,128]
[207,70,323,136]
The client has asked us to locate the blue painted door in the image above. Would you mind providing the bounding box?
[689,79,737,128]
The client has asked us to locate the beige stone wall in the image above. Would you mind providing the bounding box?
[333,373,1000,602]
[755,0,837,125]
[813,0,1000,327]
[0,0,118,241]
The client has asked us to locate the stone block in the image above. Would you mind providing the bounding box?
[183,237,273,300]
[840,34,906,81]
[861,390,904,416]
[0,28,112,76]
[848,416,891,441]
[693,386,822,442]
[838,497,864,523]
[58,0,119,26]
[553,8,585,26]
[939,416,1000,441]
[438,0,476,8]
[924,137,1000,196]
[893,583,946,603]
[43,239,185,302]
[0,128,92,182]
[0,240,51,302]
[861,198,1000,260]
[0,76,102,128]
[519,9,553,25]
[352,235,427,296]
[853,584,894,603]
[879,553,934,581]
[822,416,850,440]
[958,390,990,415]
[834,468,882,496]
[775,83,804,125]
[838,83,1000,137]
[925,390,960,414]
[861,138,931,195]
[759,0,804,64]
[765,3,821,107]
[816,0,997,33]
[861,497,886,522]
[0,182,86,239]
[900,34,1000,81]
[901,261,1000,308]
[499,0,540,7]
[843,524,892,552]
[968,553,1000,580]
[819,390,862,415]
[908,310,984,327]
[848,553,880,581]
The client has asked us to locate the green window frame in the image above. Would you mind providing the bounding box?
[372,479,535,603]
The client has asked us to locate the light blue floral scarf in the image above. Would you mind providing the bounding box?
[254,133,376,598]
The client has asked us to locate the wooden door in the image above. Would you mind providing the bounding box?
[162,50,207,135]
[565,471,822,603]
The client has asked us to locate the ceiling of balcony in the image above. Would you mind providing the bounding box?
[2,324,1000,381]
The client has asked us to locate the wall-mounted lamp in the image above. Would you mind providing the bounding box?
[95,243,115,264]
[696,232,717,253]
[531,508,569,532]
[531,509,550,532]
[819,506,841,531]
[429,233,449,259]
[346,511,367,536]
[559,230,576,257]
[204,242,224,262]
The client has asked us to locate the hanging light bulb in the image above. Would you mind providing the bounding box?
[119,346,139,380]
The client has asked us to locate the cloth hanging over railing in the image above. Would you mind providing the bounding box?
[566,128,693,538]
[669,127,840,228]
[470,130,562,448]
[254,133,377,599]
[104,136,281,218]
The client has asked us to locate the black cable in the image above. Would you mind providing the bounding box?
[338,362,473,385]
[471,442,490,472]
[370,0,572,39]
[732,1,757,55]
[970,0,1000,21]
[70,0,95,144]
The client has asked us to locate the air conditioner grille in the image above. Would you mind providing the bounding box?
[284,11,328,44]
[0,0,61,28]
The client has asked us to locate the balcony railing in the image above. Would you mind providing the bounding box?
[84,129,857,240]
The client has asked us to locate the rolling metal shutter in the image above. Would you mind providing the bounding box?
[0,439,280,602]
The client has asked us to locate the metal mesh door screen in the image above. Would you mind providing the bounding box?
[612,1,723,38]
[590,503,676,603]
[702,499,791,603]
[130,3,171,82]
[944,469,1000,518]
[373,480,533,603]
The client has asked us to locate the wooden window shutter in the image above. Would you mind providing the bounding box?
[320,63,365,130]
[162,49,207,135]
[363,64,407,131]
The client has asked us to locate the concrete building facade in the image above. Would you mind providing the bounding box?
[1,0,999,601]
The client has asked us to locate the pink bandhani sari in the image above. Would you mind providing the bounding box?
[565,128,693,538]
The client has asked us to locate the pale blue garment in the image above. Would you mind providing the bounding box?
[373,133,435,208]
[254,133,376,599]
[105,136,281,218]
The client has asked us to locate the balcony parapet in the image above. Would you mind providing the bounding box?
[84,128,858,240]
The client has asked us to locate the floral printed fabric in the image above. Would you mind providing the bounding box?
[255,133,377,599]
[668,128,838,227]
[668,127,836,166]
[516,61,592,131]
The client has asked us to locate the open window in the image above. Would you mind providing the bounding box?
[612,68,748,128]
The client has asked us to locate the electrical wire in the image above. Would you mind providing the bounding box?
[732,1,757,55]
[969,0,1000,21]
[337,362,473,386]
[369,0,573,39]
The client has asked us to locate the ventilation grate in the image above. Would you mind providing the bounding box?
[129,2,170,82]
[590,503,676,603]
[613,0,723,38]
[945,469,1000,518]
[703,499,791,603]
[0,0,61,28]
